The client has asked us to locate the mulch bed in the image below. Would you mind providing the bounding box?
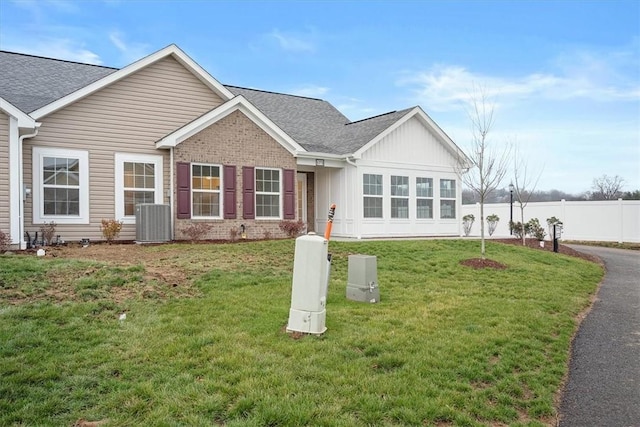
[460,238,602,269]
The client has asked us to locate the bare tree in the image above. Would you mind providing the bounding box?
[590,174,625,200]
[458,86,510,259]
[512,146,543,245]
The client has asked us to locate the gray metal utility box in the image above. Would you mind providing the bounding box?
[347,254,380,303]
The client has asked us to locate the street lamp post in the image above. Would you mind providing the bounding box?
[509,182,514,236]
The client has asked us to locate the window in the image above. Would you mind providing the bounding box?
[416,177,433,219]
[363,173,383,218]
[32,147,89,224]
[192,164,221,217]
[256,168,280,218]
[440,179,456,219]
[115,154,163,223]
[390,175,409,218]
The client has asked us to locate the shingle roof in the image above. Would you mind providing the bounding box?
[0,51,117,113]
[226,86,414,155]
[0,49,419,155]
[225,86,350,154]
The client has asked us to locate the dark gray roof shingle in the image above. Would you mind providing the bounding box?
[0,51,117,113]
[0,50,419,155]
[226,85,414,155]
[225,85,351,154]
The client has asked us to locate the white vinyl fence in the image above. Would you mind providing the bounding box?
[461,199,640,243]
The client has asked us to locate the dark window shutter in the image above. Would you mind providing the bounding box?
[176,162,191,219]
[223,165,236,219]
[283,169,295,219]
[242,166,255,219]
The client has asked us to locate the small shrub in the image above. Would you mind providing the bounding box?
[0,229,11,251]
[39,221,57,246]
[278,220,305,238]
[509,221,528,239]
[487,214,499,236]
[263,230,272,240]
[462,214,475,237]
[182,222,213,242]
[526,218,546,241]
[101,219,123,244]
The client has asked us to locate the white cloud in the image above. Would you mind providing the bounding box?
[109,31,151,64]
[5,38,103,64]
[268,29,315,53]
[290,84,329,98]
[398,45,640,112]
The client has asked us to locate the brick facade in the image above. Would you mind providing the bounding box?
[173,109,298,240]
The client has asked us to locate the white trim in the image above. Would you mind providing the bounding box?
[0,97,36,129]
[352,107,470,165]
[31,45,234,120]
[296,172,307,226]
[114,153,164,224]
[32,147,89,224]
[8,117,20,243]
[191,162,223,219]
[156,95,305,156]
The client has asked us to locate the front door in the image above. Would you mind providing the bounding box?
[297,173,307,231]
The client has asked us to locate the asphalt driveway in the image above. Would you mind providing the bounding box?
[559,245,640,427]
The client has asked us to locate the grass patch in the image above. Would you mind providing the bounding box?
[0,239,602,426]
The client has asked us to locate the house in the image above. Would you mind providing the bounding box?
[0,44,470,248]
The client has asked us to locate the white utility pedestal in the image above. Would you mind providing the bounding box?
[286,233,330,335]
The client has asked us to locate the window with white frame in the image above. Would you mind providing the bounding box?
[440,179,456,219]
[192,164,221,217]
[33,147,89,224]
[256,168,280,218]
[416,177,433,219]
[390,175,409,218]
[115,153,163,222]
[363,173,383,218]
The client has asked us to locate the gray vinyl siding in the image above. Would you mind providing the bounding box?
[0,112,9,235]
[23,56,224,242]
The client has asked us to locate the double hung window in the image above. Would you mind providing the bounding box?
[440,179,456,219]
[416,177,433,219]
[33,147,89,224]
[115,154,163,222]
[390,175,409,218]
[192,164,221,218]
[255,168,280,218]
[363,173,383,218]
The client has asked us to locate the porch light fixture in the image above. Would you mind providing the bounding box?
[315,159,325,166]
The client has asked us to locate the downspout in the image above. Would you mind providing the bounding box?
[18,125,40,249]
[345,156,361,239]
[169,147,175,241]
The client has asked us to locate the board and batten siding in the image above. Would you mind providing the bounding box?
[0,112,10,235]
[328,116,462,238]
[360,116,460,170]
[23,56,225,242]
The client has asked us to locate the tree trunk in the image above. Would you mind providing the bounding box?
[480,202,486,259]
[520,205,526,245]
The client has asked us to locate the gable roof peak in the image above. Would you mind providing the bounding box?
[28,43,234,119]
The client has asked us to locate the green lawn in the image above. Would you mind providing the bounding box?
[0,239,602,426]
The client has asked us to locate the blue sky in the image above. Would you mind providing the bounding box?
[1,0,638,194]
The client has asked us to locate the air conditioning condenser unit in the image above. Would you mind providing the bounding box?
[135,204,171,243]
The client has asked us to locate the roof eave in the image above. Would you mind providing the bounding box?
[0,97,37,129]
